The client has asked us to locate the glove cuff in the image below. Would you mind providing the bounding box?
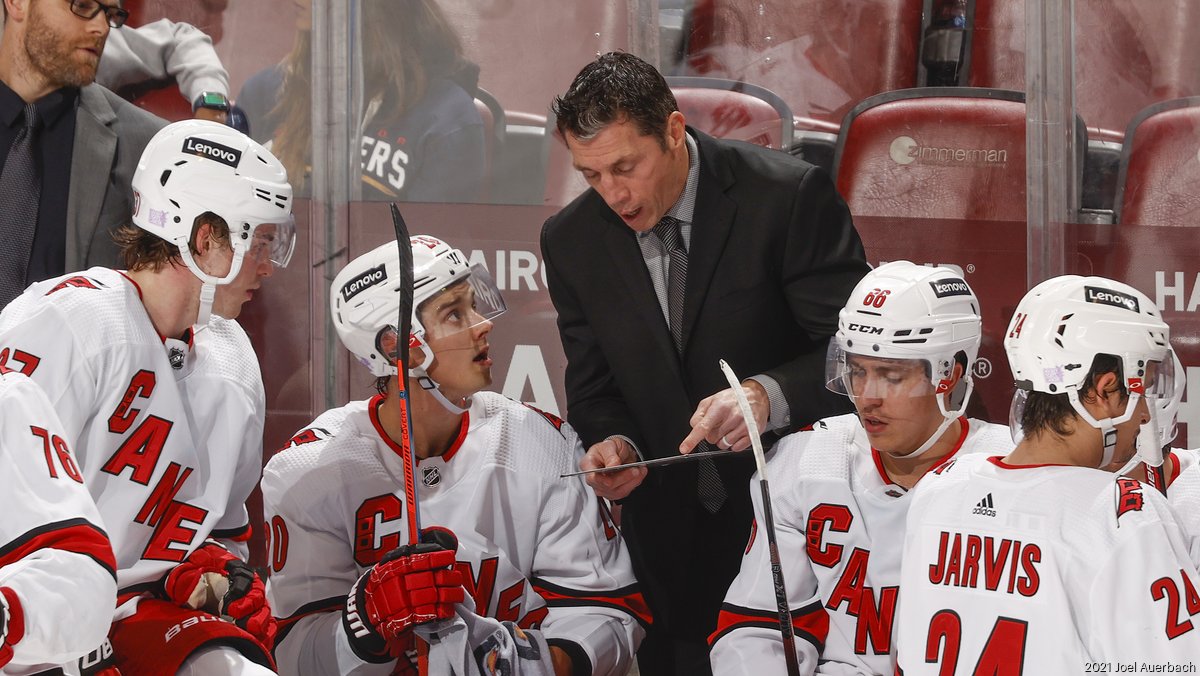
[342,572,392,663]
[1,587,25,648]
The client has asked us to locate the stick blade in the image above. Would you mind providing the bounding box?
[390,203,414,370]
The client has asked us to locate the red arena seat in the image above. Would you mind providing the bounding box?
[666,76,794,151]
[970,0,1200,144]
[833,87,1083,221]
[682,0,924,127]
[1115,97,1200,227]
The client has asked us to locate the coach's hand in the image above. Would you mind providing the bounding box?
[580,437,646,501]
[344,528,464,660]
[681,381,769,454]
[164,541,276,649]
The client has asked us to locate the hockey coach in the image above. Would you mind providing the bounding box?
[540,51,869,675]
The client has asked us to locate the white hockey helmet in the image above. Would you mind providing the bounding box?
[132,120,295,287]
[330,236,506,409]
[827,261,982,457]
[1004,275,1174,467]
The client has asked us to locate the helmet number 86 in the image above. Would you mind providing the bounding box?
[863,288,891,308]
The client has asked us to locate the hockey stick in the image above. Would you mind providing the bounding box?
[558,448,743,477]
[390,203,421,541]
[718,359,802,676]
[390,204,428,674]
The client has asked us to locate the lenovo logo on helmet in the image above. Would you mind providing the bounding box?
[182,137,242,168]
[340,264,387,302]
[847,323,884,335]
[1084,286,1139,313]
[929,278,971,298]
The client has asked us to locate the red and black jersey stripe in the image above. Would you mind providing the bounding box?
[708,600,829,651]
[531,578,653,630]
[211,523,253,543]
[0,518,115,581]
[275,595,345,646]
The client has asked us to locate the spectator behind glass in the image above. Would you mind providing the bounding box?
[238,0,485,203]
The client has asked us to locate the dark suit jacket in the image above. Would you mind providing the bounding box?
[66,85,164,272]
[541,129,869,643]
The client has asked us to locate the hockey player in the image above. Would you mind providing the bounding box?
[0,366,117,675]
[710,261,1012,675]
[0,119,294,674]
[262,236,648,676]
[895,275,1200,672]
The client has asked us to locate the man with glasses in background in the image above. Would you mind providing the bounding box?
[0,0,163,308]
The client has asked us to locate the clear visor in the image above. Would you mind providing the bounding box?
[244,217,296,269]
[417,264,506,341]
[825,342,935,400]
[376,264,508,364]
[1008,389,1030,444]
[1136,354,1182,464]
[1009,355,1179,453]
[1135,356,1175,402]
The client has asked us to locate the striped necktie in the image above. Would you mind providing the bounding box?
[0,103,41,307]
[653,216,728,512]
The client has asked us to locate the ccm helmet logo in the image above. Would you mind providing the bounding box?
[847,323,884,335]
[340,264,387,302]
[181,137,242,168]
[929,278,971,298]
[1084,285,1140,313]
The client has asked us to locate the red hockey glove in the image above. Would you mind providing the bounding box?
[342,528,463,662]
[0,587,25,669]
[164,541,277,649]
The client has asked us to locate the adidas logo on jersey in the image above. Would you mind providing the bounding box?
[972,493,996,517]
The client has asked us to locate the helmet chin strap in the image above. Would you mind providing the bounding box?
[1110,415,1165,481]
[179,244,244,330]
[1067,390,1140,469]
[408,346,470,414]
[418,375,470,414]
[195,282,216,329]
[888,379,973,460]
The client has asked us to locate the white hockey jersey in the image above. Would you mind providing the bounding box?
[262,391,648,676]
[0,269,266,613]
[1166,449,1200,564]
[895,453,1200,673]
[710,414,1012,676]
[0,369,117,675]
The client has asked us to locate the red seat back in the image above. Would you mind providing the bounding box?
[834,88,1040,221]
[970,0,1200,142]
[667,77,793,151]
[1115,98,1200,226]
[682,0,923,127]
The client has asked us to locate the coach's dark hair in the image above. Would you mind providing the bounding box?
[112,213,231,272]
[1019,354,1124,438]
[552,51,678,148]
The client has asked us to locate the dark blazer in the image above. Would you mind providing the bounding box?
[66,85,164,272]
[541,129,869,647]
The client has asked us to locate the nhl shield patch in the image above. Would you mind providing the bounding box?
[422,466,441,487]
